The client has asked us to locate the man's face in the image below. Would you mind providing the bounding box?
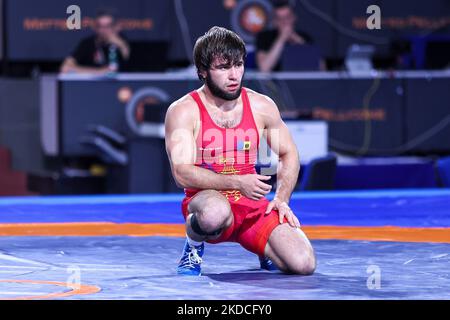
[273,6,296,29]
[203,56,245,101]
[95,15,116,40]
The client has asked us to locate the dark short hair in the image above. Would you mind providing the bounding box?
[272,0,294,11]
[95,8,117,21]
[193,26,247,81]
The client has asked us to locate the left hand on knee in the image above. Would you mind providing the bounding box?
[265,198,301,228]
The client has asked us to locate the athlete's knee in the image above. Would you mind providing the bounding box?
[197,197,231,229]
[286,247,316,275]
[189,206,231,237]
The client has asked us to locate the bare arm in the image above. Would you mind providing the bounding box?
[108,34,130,60]
[257,26,298,73]
[60,57,111,74]
[262,97,300,204]
[246,91,300,227]
[256,36,287,73]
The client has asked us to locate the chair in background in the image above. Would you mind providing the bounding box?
[299,154,337,191]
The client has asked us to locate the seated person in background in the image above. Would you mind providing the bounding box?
[60,9,130,74]
[256,1,325,72]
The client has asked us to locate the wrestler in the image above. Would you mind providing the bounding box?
[165,26,316,276]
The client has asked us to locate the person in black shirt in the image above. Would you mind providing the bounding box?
[255,1,325,72]
[60,9,130,74]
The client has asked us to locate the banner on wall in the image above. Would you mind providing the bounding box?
[4,0,450,62]
[5,0,173,60]
[335,0,450,56]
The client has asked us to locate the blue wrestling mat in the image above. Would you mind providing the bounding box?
[0,189,449,300]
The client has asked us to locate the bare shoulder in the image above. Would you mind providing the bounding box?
[165,93,199,125]
[245,88,281,122]
[246,88,280,113]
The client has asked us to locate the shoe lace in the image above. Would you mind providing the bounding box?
[260,257,273,267]
[181,247,203,268]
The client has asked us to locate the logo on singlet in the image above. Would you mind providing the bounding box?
[220,190,243,202]
[219,157,240,175]
[237,140,251,151]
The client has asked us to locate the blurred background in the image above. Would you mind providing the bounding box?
[0,0,449,196]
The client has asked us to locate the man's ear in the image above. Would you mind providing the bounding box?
[198,70,207,81]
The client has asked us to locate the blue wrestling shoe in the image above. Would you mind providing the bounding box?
[177,239,204,276]
[259,256,279,271]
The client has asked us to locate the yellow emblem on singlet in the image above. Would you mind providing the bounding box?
[218,157,240,175]
[221,190,242,202]
[217,157,242,201]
